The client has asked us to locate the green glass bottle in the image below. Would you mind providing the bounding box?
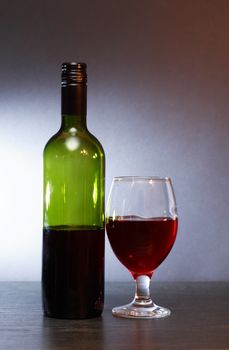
[42,63,105,319]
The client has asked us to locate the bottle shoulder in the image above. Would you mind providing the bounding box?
[86,130,105,154]
[44,129,105,158]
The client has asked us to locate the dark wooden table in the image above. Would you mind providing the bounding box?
[0,282,228,349]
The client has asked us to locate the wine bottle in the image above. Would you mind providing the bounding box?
[42,63,105,319]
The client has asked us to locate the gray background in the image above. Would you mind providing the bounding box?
[0,0,228,281]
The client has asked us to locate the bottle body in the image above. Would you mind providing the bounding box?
[42,63,105,319]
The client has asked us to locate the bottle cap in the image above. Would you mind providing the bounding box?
[62,62,87,86]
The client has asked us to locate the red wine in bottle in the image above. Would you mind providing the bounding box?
[42,226,104,319]
[106,217,178,279]
[42,63,105,319]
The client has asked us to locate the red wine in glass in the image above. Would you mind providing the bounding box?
[106,216,178,280]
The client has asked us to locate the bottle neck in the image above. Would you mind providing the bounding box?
[61,85,87,130]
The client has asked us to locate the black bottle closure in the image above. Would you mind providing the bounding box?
[61,62,87,116]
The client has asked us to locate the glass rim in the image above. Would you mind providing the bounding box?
[113,176,172,182]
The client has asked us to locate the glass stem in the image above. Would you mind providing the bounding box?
[134,275,153,306]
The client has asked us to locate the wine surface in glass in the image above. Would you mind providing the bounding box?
[106,216,178,279]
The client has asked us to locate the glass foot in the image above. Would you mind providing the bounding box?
[112,301,171,319]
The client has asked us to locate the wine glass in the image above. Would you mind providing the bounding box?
[106,176,178,319]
